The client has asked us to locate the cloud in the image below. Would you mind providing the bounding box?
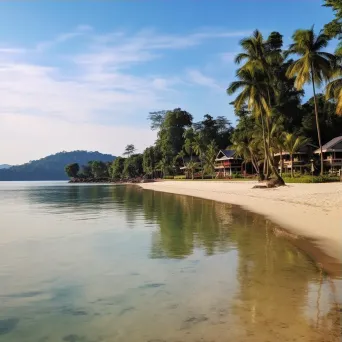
[186,69,224,91]
[0,26,247,163]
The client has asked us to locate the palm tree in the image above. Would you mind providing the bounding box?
[286,28,335,175]
[176,150,186,167]
[185,160,199,180]
[183,128,195,161]
[326,62,342,115]
[227,69,284,184]
[192,134,205,179]
[157,158,168,178]
[283,133,311,177]
[203,140,217,179]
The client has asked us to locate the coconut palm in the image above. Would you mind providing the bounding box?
[203,140,217,179]
[176,150,186,167]
[283,133,311,177]
[185,160,199,180]
[326,63,342,115]
[192,134,205,179]
[157,157,168,178]
[286,28,335,175]
[227,69,284,184]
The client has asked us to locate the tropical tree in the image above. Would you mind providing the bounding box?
[123,154,143,179]
[123,144,136,158]
[176,150,186,167]
[157,157,169,178]
[91,161,108,178]
[227,68,284,184]
[203,141,218,179]
[229,29,285,183]
[183,128,195,160]
[282,133,311,177]
[192,133,205,179]
[185,160,199,180]
[111,157,125,180]
[65,163,79,178]
[326,63,342,115]
[286,27,335,175]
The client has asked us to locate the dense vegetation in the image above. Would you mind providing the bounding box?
[65,0,341,183]
[0,151,115,181]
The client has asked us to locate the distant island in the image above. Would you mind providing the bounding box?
[0,164,11,169]
[0,151,116,181]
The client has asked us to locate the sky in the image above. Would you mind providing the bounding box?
[0,0,335,164]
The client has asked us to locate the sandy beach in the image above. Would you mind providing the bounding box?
[140,181,342,269]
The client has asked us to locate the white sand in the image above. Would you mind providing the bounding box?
[140,181,342,263]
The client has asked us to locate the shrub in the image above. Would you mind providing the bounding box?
[283,175,340,183]
[163,175,174,179]
[174,175,186,179]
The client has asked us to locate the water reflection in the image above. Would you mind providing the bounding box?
[0,183,340,342]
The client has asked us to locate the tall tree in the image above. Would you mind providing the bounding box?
[111,157,125,180]
[286,27,335,175]
[323,0,342,55]
[230,30,285,183]
[227,68,284,183]
[123,144,136,158]
[192,133,205,179]
[203,141,218,179]
[65,163,79,178]
[282,133,311,177]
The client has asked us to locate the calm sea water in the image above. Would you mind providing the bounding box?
[0,182,340,342]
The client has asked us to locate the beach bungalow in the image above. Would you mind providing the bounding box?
[214,150,243,177]
[274,143,318,174]
[314,136,342,172]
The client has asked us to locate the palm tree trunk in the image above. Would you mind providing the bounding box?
[311,66,324,176]
[290,154,294,178]
[260,114,268,178]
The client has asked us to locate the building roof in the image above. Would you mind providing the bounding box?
[274,143,318,156]
[315,136,342,153]
[215,149,238,161]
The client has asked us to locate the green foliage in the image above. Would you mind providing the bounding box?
[123,144,136,157]
[123,154,143,178]
[111,157,125,180]
[282,175,340,183]
[163,176,175,179]
[65,163,79,178]
[174,175,186,179]
[90,161,109,178]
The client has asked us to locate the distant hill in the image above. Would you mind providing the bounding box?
[0,151,116,181]
[0,164,11,169]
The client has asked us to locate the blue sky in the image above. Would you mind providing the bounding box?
[0,0,334,164]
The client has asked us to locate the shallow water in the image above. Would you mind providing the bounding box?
[0,182,340,342]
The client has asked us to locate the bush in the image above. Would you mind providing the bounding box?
[231,173,244,179]
[174,175,186,179]
[163,175,174,179]
[283,175,340,183]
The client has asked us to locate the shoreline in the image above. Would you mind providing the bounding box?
[139,180,342,276]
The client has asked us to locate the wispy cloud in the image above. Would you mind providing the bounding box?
[186,69,224,91]
[0,26,247,163]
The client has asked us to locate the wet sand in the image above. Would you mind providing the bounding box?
[140,181,342,271]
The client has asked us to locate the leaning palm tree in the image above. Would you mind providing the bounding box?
[286,28,335,175]
[283,133,311,177]
[227,69,284,184]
